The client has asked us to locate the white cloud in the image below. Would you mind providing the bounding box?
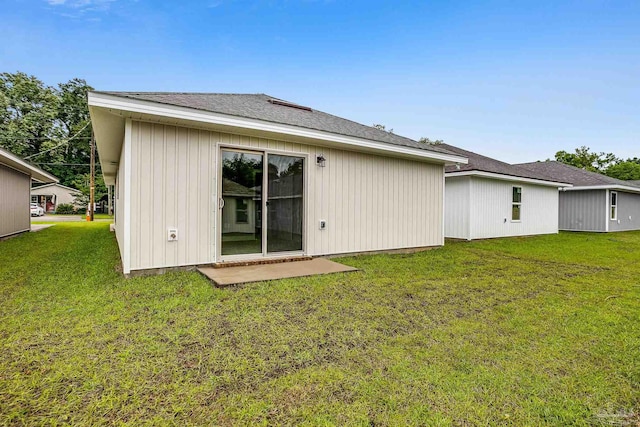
[44,0,115,11]
[44,0,117,19]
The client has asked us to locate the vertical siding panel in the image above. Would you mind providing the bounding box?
[188,129,199,263]
[410,163,417,246]
[177,127,189,266]
[201,131,210,262]
[559,190,607,231]
[349,152,356,251]
[321,147,329,254]
[326,148,335,254]
[307,146,316,254]
[165,126,177,266]
[365,154,373,250]
[0,165,30,238]
[138,122,152,269]
[153,124,166,266]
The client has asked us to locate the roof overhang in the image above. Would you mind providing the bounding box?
[561,184,640,194]
[31,182,82,194]
[445,170,572,188]
[0,147,58,183]
[89,92,468,185]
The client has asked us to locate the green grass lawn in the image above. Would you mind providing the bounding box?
[1,224,638,426]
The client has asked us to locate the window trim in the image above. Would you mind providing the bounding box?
[610,191,617,221]
[511,186,522,222]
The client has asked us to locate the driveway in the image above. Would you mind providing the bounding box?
[31,215,112,223]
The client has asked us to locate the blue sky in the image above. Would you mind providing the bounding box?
[2,0,639,162]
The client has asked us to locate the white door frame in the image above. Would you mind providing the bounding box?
[216,144,308,263]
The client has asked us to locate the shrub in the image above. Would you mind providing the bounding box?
[55,203,75,214]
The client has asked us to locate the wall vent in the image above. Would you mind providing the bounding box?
[268,99,312,111]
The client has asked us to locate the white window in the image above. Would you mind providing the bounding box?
[610,191,617,220]
[235,198,249,223]
[512,186,522,221]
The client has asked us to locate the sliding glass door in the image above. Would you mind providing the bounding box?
[220,149,304,259]
[220,150,263,256]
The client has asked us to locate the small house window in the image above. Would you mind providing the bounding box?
[236,198,248,223]
[512,186,522,221]
[610,191,617,220]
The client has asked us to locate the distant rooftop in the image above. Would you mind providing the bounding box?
[517,161,640,188]
[95,92,460,158]
[440,143,566,183]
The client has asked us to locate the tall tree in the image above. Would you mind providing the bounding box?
[0,72,101,190]
[605,161,640,181]
[0,72,61,157]
[49,78,94,184]
[554,146,618,173]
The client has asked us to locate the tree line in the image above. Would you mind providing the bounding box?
[0,71,106,202]
[554,146,640,181]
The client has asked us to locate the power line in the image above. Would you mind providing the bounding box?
[0,136,92,141]
[32,162,102,167]
[23,121,91,160]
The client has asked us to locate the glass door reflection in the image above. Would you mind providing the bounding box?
[266,154,304,253]
[220,150,263,256]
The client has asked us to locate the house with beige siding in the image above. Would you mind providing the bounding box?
[31,183,82,213]
[0,147,58,239]
[517,161,640,232]
[441,144,571,240]
[88,92,467,275]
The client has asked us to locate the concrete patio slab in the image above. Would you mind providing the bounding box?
[198,258,358,287]
[30,224,55,232]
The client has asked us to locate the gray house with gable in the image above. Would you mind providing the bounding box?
[517,161,640,232]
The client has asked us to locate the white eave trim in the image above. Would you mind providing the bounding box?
[445,170,572,187]
[88,92,468,165]
[31,182,82,193]
[561,184,640,194]
[0,147,58,183]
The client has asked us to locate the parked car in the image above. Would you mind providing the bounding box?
[30,203,45,217]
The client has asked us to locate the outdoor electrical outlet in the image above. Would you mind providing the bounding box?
[319,220,327,230]
[168,228,178,242]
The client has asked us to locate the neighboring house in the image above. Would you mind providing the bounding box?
[31,183,82,213]
[517,161,640,232]
[0,147,58,239]
[441,144,571,240]
[88,92,467,275]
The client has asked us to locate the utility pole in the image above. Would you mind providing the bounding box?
[90,130,95,221]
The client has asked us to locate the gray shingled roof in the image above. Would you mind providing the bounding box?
[517,161,640,188]
[96,92,460,158]
[440,143,566,183]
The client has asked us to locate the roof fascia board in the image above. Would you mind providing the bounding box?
[88,92,468,165]
[445,170,572,187]
[31,182,82,193]
[561,184,640,193]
